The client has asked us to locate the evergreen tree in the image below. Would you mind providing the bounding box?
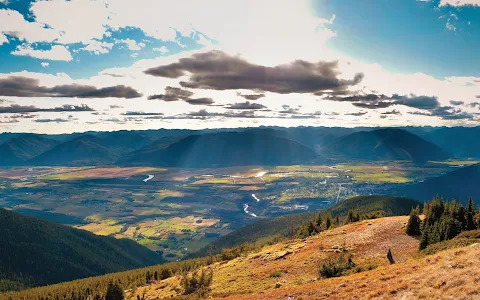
[419,229,429,250]
[466,197,477,231]
[405,208,421,235]
[315,214,323,229]
[334,215,340,226]
[105,282,124,300]
[346,210,360,223]
[325,215,332,229]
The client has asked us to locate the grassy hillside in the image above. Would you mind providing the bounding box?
[0,208,164,292]
[214,242,480,299]
[4,218,479,299]
[132,216,421,299]
[322,128,450,162]
[193,195,421,257]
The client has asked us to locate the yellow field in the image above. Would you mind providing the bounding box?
[77,219,123,236]
[39,167,167,180]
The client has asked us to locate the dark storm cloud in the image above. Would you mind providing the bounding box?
[144,50,364,94]
[0,104,94,114]
[148,86,194,101]
[391,94,439,109]
[122,111,164,116]
[34,118,71,123]
[184,109,264,119]
[345,111,368,116]
[102,117,126,124]
[0,76,142,98]
[409,106,474,120]
[147,86,214,105]
[469,102,480,108]
[325,93,440,110]
[236,92,266,100]
[184,98,215,105]
[226,101,267,110]
[187,109,225,118]
[381,109,401,115]
[450,100,464,106]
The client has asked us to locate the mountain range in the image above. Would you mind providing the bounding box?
[3,126,480,166]
[393,163,480,204]
[321,128,450,162]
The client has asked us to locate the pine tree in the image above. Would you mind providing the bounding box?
[466,197,477,231]
[334,215,340,226]
[405,208,421,235]
[105,282,124,300]
[419,229,429,250]
[315,214,323,229]
[325,215,332,229]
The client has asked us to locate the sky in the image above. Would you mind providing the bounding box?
[0,0,480,133]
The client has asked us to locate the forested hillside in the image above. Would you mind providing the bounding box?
[0,209,164,292]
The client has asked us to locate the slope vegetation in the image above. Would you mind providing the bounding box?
[0,208,164,292]
[322,128,449,162]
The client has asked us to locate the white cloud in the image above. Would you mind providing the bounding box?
[131,53,139,58]
[0,33,8,45]
[11,44,73,61]
[3,0,335,64]
[30,0,109,44]
[153,46,169,54]
[0,9,59,43]
[41,62,49,67]
[439,0,480,6]
[81,40,114,55]
[116,39,146,51]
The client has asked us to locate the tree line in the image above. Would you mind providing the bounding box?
[405,196,479,250]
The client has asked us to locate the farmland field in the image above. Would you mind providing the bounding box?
[0,160,475,260]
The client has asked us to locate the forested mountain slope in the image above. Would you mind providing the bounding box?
[0,208,164,292]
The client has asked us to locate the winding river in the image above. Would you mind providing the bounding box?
[243,204,257,217]
[143,174,154,182]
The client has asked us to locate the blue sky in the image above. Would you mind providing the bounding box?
[0,0,479,133]
[315,0,480,78]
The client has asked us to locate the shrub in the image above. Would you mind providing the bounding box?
[319,254,355,278]
[269,270,282,278]
[180,268,213,297]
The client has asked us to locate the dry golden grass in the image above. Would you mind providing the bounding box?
[221,243,480,300]
[130,216,422,299]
